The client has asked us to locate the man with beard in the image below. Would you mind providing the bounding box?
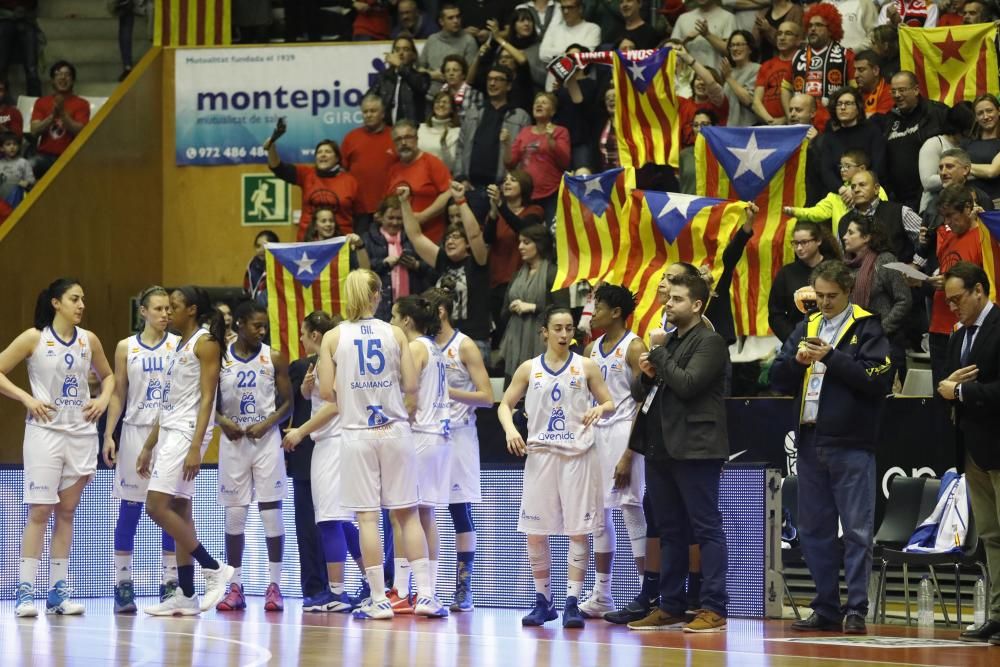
[386,120,453,243]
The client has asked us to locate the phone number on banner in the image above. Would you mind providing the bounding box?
[182,145,269,162]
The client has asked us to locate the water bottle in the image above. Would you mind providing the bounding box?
[918,576,934,629]
[974,577,987,627]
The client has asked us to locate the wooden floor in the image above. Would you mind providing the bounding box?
[1,598,995,667]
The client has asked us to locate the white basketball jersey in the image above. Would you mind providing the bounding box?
[310,382,342,440]
[439,330,477,426]
[123,333,180,426]
[218,343,277,430]
[25,326,95,435]
[334,319,408,430]
[412,337,451,435]
[589,331,638,425]
[525,352,594,455]
[160,328,217,439]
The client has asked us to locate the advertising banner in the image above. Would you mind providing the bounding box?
[174,44,391,166]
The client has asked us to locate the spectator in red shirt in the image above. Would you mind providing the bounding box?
[385,119,453,243]
[505,92,571,223]
[341,94,397,234]
[676,46,729,148]
[264,119,360,241]
[29,60,89,178]
[854,50,893,119]
[352,0,390,40]
[752,20,799,125]
[0,79,23,139]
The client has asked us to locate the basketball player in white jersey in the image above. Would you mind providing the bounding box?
[385,295,452,614]
[215,301,292,612]
[102,286,180,613]
[578,284,648,618]
[424,287,493,612]
[137,286,234,616]
[317,269,445,619]
[498,307,614,628]
[283,311,365,613]
[0,278,115,617]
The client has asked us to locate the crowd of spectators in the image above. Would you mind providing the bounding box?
[244,0,1000,387]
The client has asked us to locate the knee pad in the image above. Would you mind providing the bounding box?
[526,538,549,571]
[259,507,285,538]
[114,501,143,551]
[593,509,616,553]
[622,504,648,558]
[318,520,348,563]
[224,505,249,535]
[567,538,589,571]
[448,502,475,534]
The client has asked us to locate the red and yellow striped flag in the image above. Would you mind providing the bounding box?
[553,167,635,289]
[614,191,748,339]
[613,48,680,169]
[695,129,807,336]
[265,238,350,361]
[978,212,1000,298]
[154,0,232,46]
[899,24,999,106]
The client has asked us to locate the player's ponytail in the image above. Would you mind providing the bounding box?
[343,269,381,321]
[176,285,228,364]
[395,295,441,337]
[34,277,81,330]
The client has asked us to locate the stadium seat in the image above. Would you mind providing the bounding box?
[898,368,933,397]
[16,96,35,134]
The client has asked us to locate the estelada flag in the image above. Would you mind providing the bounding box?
[977,211,1000,298]
[613,191,748,339]
[265,237,350,361]
[695,125,810,336]
[899,24,999,106]
[613,48,680,169]
[154,0,231,46]
[553,167,635,290]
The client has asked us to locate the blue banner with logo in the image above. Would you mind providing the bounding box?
[174,43,392,166]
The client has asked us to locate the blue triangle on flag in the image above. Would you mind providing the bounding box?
[564,167,623,217]
[980,211,1000,240]
[617,47,670,94]
[267,237,347,288]
[642,191,728,243]
[700,125,810,201]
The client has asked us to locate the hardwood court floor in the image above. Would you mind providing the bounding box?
[1,598,996,667]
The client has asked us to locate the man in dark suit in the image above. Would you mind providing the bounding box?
[937,262,1000,644]
[771,259,892,635]
[626,272,730,633]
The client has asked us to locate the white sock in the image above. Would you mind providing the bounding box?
[51,559,69,586]
[330,581,344,595]
[534,576,551,599]
[114,553,132,584]
[394,558,411,596]
[594,573,612,596]
[268,561,282,585]
[162,554,178,584]
[366,566,387,603]
[231,566,242,586]
[19,557,39,585]
[567,579,582,599]
[410,558,432,598]
[429,559,438,593]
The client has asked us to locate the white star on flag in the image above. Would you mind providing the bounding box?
[657,193,695,220]
[726,132,776,180]
[583,177,605,195]
[628,59,646,81]
[293,252,316,276]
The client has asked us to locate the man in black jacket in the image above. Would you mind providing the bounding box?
[771,259,892,635]
[626,273,730,633]
[882,71,949,211]
[937,262,1000,644]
